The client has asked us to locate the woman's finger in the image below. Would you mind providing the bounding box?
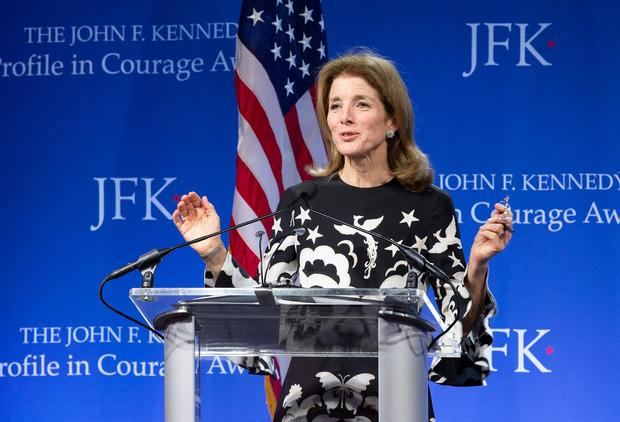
[172,209,183,229]
[188,191,202,208]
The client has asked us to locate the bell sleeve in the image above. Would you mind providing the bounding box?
[424,189,498,386]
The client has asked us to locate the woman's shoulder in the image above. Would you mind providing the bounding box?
[392,180,452,200]
[423,184,455,208]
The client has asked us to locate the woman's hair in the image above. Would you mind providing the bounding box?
[308,50,433,192]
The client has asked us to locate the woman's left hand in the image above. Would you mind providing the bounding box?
[469,203,514,268]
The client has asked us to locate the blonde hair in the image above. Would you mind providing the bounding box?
[308,51,433,192]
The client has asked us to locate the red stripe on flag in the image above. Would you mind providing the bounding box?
[265,358,283,415]
[284,105,314,181]
[309,84,318,109]
[235,157,274,233]
[229,219,260,278]
[235,72,285,194]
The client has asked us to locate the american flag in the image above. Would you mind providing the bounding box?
[231,0,328,278]
[231,0,328,413]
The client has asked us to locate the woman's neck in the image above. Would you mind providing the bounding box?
[339,156,392,188]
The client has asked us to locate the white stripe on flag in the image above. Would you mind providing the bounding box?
[232,188,269,257]
[236,38,302,189]
[237,113,281,210]
[296,91,327,167]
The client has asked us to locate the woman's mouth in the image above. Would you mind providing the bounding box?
[339,131,359,141]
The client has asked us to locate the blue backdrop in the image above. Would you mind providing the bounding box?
[1,1,618,420]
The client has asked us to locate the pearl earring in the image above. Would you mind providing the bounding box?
[386,129,395,139]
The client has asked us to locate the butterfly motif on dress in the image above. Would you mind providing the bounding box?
[316,371,375,415]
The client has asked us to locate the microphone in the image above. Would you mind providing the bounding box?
[104,247,173,285]
[103,184,314,283]
[290,181,318,202]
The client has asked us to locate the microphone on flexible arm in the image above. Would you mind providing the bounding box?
[299,181,467,349]
[289,181,318,207]
[99,182,319,340]
[102,181,319,285]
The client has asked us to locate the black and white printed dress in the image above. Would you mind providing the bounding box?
[207,175,497,422]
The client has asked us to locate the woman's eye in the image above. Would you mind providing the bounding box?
[357,101,370,108]
[329,103,341,111]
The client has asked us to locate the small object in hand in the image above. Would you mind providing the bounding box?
[498,194,514,233]
[499,194,511,212]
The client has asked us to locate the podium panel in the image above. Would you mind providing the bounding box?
[131,287,446,422]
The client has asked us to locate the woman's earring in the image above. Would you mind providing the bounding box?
[386,129,395,139]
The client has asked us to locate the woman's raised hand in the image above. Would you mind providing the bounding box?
[469,203,514,268]
[172,192,223,256]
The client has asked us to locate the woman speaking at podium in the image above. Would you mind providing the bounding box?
[172,51,513,421]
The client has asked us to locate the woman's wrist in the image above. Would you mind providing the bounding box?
[200,243,226,263]
[467,260,488,281]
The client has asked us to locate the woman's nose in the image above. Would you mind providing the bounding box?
[340,105,354,124]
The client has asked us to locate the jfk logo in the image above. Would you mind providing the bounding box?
[463,23,553,78]
[91,177,176,231]
[488,328,552,373]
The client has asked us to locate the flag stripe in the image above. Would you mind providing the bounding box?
[237,114,280,210]
[309,84,318,109]
[229,223,260,277]
[236,39,302,187]
[284,105,314,181]
[235,72,285,194]
[234,155,274,234]
[296,91,327,167]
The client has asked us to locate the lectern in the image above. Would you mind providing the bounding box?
[130,287,460,422]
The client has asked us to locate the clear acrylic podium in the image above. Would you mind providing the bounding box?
[130,287,457,422]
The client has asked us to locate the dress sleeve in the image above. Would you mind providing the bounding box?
[204,187,302,288]
[424,190,498,387]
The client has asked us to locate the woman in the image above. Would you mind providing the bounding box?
[173,51,512,421]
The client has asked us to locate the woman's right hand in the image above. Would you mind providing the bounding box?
[172,192,223,256]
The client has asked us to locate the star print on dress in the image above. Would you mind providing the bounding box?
[334,215,383,279]
[295,206,312,225]
[428,216,462,254]
[272,217,283,236]
[412,235,428,253]
[307,226,324,244]
[385,239,402,257]
[448,251,464,268]
[399,209,420,227]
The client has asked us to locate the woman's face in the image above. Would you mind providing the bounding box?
[326,74,395,161]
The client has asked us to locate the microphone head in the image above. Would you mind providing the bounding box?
[292,181,318,201]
